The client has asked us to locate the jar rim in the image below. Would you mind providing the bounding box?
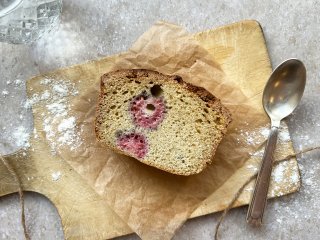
[0,0,24,18]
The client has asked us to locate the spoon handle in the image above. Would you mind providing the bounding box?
[247,126,278,226]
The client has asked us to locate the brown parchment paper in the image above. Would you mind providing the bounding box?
[28,22,270,239]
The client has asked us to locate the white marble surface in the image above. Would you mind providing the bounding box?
[1,0,320,239]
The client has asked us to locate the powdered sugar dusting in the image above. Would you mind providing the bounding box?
[58,117,76,132]
[27,78,82,153]
[40,90,51,100]
[52,83,70,97]
[290,170,299,183]
[57,117,79,147]
[1,90,9,97]
[246,164,258,172]
[279,131,290,142]
[40,78,52,85]
[244,142,300,198]
[251,148,265,158]
[260,127,269,139]
[270,160,300,196]
[46,102,67,116]
[24,94,41,109]
[14,79,22,86]
[272,163,286,183]
[242,123,292,147]
[12,126,30,149]
[51,171,62,181]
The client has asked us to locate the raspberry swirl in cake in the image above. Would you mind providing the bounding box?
[130,92,166,129]
[117,132,148,158]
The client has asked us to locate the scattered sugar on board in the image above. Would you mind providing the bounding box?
[27,176,35,181]
[269,160,301,196]
[41,90,51,100]
[33,128,39,139]
[51,171,62,181]
[242,122,302,195]
[251,148,264,158]
[245,185,254,192]
[264,126,291,141]
[238,122,291,148]
[272,163,286,183]
[290,170,299,183]
[279,131,290,142]
[260,127,269,139]
[246,164,258,172]
[246,148,300,197]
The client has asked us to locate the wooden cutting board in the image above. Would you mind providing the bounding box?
[0,20,300,239]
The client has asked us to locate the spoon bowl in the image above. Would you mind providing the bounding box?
[263,59,306,125]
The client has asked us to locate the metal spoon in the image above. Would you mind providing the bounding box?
[247,59,306,226]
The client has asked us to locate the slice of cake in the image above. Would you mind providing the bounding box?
[95,69,231,175]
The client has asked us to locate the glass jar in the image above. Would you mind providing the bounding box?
[0,0,62,44]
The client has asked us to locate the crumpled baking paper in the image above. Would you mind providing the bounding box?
[27,22,269,239]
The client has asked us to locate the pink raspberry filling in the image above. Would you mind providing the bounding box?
[130,94,166,129]
[117,133,148,158]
